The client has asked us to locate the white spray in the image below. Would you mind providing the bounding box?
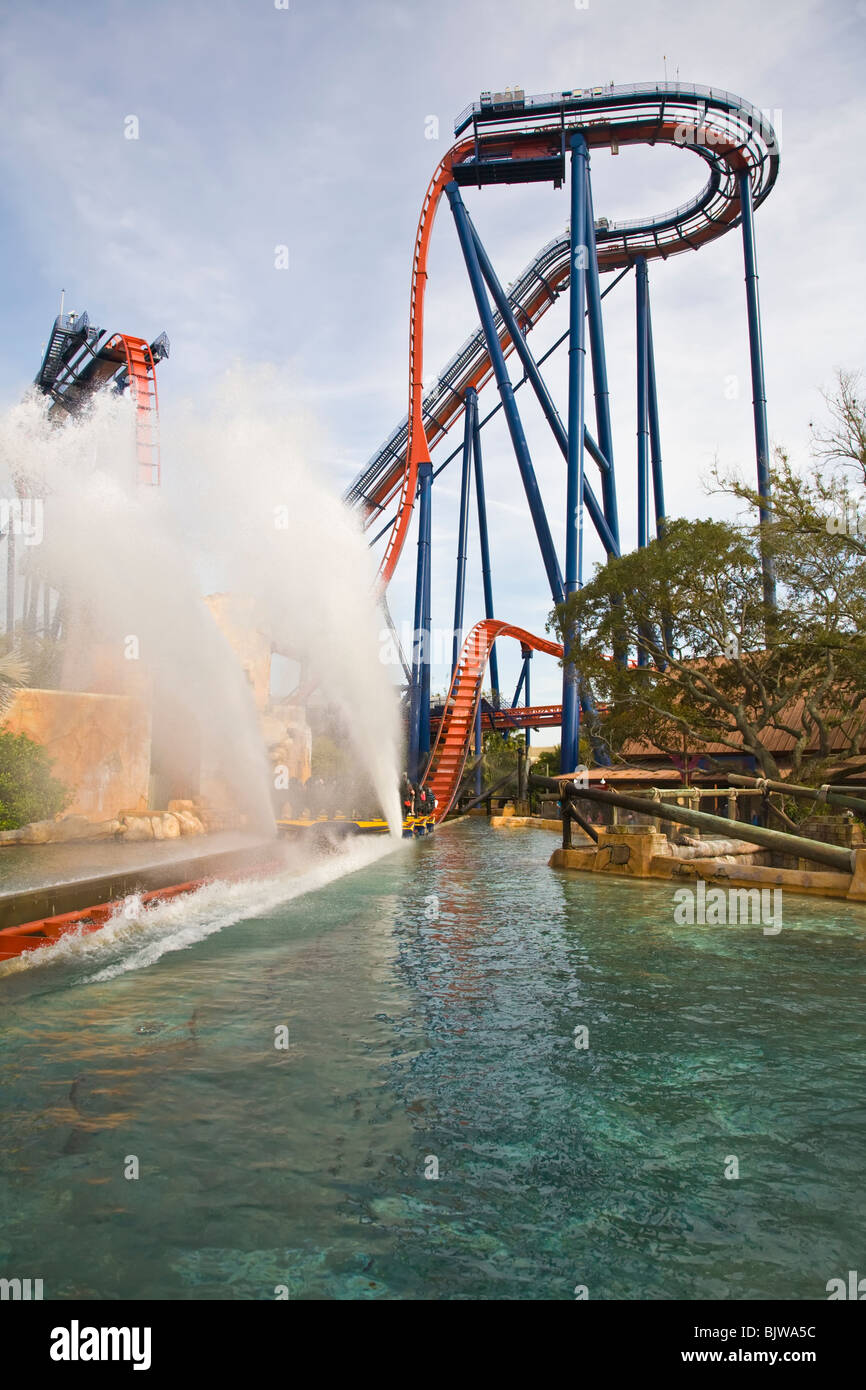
[0,368,402,837]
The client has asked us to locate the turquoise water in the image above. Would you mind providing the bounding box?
[0,820,864,1300]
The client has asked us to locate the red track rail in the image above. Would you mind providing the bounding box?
[425,620,564,819]
[378,134,558,587]
[378,142,471,588]
[432,702,566,733]
[0,859,283,965]
[107,334,161,486]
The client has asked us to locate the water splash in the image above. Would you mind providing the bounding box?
[0,367,402,837]
[0,833,405,986]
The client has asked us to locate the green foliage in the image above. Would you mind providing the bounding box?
[0,646,29,715]
[311,734,344,781]
[531,745,561,778]
[549,372,866,781]
[481,729,518,783]
[8,634,62,692]
[0,731,71,830]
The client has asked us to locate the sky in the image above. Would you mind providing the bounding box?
[0,0,864,720]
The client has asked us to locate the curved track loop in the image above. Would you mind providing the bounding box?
[107,334,161,486]
[425,620,563,820]
[374,84,778,585]
[378,141,471,588]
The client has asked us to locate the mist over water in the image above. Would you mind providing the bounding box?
[0,367,402,842]
[0,831,402,994]
[167,366,403,834]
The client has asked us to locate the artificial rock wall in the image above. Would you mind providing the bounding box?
[3,688,151,820]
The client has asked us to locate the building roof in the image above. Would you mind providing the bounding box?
[554,768,684,785]
[617,698,866,759]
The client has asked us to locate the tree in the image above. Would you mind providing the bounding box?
[0,731,70,830]
[531,739,592,778]
[810,368,866,485]
[531,745,561,778]
[310,733,344,780]
[0,648,28,715]
[550,373,866,781]
[480,729,519,783]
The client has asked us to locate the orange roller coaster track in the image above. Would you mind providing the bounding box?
[373,85,778,587]
[425,620,564,820]
[355,82,780,796]
[106,334,162,487]
[35,311,169,488]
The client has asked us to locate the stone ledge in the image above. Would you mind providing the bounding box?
[846,848,866,901]
[491,815,563,831]
[549,845,857,901]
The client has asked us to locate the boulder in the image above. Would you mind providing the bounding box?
[0,816,123,845]
[670,836,759,858]
[0,821,53,845]
[121,815,154,841]
[175,810,205,836]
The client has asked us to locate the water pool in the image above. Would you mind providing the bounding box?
[0,820,863,1300]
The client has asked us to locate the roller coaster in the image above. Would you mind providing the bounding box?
[4,306,170,638]
[346,81,780,820]
[35,306,169,486]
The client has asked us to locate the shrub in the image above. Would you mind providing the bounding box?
[0,731,71,830]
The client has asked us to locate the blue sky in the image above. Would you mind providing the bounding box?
[1,0,864,715]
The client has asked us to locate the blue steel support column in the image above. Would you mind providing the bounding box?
[523,648,532,753]
[646,292,666,537]
[561,132,589,776]
[446,181,565,604]
[584,166,620,548]
[452,390,475,676]
[512,664,527,707]
[467,216,619,559]
[636,256,650,551]
[472,405,500,704]
[474,701,482,799]
[418,462,433,767]
[407,462,433,781]
[738,169,777,613]
[647,293,673,656]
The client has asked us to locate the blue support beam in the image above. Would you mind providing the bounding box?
[561,133,589,775]
[512,670,524,708]
[738,169,777,613]
[584,168,620,549]
[446,180,565,605]
[452,389,475,675]
[419,461,433,766]
[466,215,619,560]
[636,256,650,552]
[407,461,433,781]
[646,287,666,538]
[472,399,500,704]
[368,267,636,552]
[475,700,482,799]
[512,660,527,708]
[509,650,533,750]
